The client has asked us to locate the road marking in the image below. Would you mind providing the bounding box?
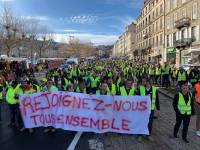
[67,132,83,150]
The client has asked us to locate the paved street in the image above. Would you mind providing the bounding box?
[0,91,200,150]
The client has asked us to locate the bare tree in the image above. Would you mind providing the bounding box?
[67,36,82,57]
[66,37,95,57]
[0,5,52,58]
[0,5,24,56]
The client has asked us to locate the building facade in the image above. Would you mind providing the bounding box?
[165,0,200,67]
[136,0,165,64]
[112,23,136,58]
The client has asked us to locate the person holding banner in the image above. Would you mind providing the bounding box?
[18,81,35,134]
[137,77,160,142]
[67,84,75,92]
[107,77,117,95]
[173,82,195,143]
[75,77,86,93]
[6,81,21,127]
[44,80,58,133]
[96,82,110,95]
[40,78,48,92]
[119,78,136,96]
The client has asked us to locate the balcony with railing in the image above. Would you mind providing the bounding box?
[175,17,191,29]
[174,38,195,48]
[143,33,152,39]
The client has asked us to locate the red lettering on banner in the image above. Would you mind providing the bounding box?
[122,101,132,111]
[21,96,34,116]
[33,95,43,111]
[72,116,80,127]
[66,115,73,125]
[57,114,64,124]
[113,100,147,112]
[72,96,81,108]
[90,118,100,129]
[59,94,64,107]
[40,114,45,125]
[81,117,89,128]
[51,94,59,107]
[111,119,120,130]
[102,119,109,129]
[29,114,132,132]
[51,114,56,125]
[45,114,51,124]
[104,104,112,108]
[82,98,90,110]
[132,102,139,111]
[139,101,147,111]
[30,115,40,125]
[122,119,131,131]
[93,98,105,111]
[62,95,73,107]
[33,93,51,112]
[113,101,122,111]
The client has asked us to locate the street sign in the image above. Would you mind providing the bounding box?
[167,48,176,57]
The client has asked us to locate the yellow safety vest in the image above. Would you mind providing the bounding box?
[120,86,135,96]
[139,86,157,110]
[96,90,110,95]
[90,76,100,88]
[178,93,191,115]
[107,84,116,95]
[178,71,187,82]
[6,84,21,104]
[0,92,2,100]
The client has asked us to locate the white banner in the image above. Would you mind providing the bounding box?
[19,91,151,135]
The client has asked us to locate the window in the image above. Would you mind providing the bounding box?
[156,7,158,17]
[167,17,170,29]
[181,29,185,39]
[160,34,163,45]
[153,11,155,20]
[152,37,155,46]
[149,15,151,24]
[156,36,159,46]
[155,21,158,32]
[152,24,154,33]
[173,0,177,9]
[166,0,170,13]
[174,13,177,27]
[160,4,163,14]
[182,8,186,18]
[160,18,163,30]
[149,39,151,46]
[191,26,197,41]
[146,18,148,25]
[173,32,176,46]
[167,35,170,47]
[192,2,197,19]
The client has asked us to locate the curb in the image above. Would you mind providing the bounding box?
[158,89,174,99]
